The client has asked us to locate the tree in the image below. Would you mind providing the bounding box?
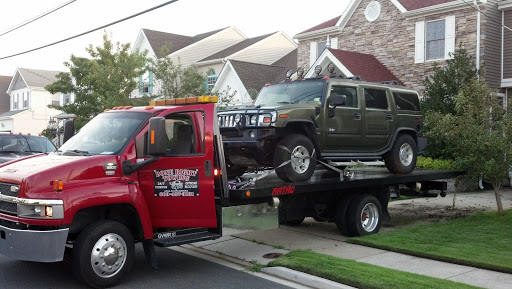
[149,46,206,99]
[215,86,237,109]
[46,32,148,129]
[422,45,481,158]
[432,78,511,215]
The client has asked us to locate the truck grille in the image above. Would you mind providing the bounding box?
[0,182,19,215]
[218,109,276,128]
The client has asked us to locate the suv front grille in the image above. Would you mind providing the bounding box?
[0,182,19,215]
[218,109,276,128]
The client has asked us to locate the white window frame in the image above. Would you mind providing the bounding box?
[309,37,338,67]
[415,16,455,63]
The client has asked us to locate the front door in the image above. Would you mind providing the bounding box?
[322,85,364,152]
[138,109,217,228]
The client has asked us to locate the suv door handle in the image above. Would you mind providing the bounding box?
[386,114,393,121]
[353,113,361,120]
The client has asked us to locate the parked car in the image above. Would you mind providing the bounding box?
[0,133,57,163]
[218,66,426,182]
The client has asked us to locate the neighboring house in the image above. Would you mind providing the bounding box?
[131,27,247,97]
[212,49,298,105]
[294,0,509,99]
[0,76,12,114]
[130,27,298,99]
[1,68,71,135]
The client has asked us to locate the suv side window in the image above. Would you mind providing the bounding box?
[364,88,389,110]
[393,91,421,111]
[330,86,358,108]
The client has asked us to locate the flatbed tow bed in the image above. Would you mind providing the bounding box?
[225,167,464,236]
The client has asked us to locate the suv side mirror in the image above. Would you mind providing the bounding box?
[328,94,346,118]
[147,117,167,156]
[329,94,346,108]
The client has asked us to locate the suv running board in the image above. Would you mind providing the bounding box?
[328,160,385,166]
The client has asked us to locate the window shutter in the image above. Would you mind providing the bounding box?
[444,15,456,59]
[330,37,338,49]
[310,42,317,67]
[415,21,425,63]
[148,71,153,94]
[138,75,143,94]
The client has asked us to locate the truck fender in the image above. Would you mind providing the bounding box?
[281,120,321,158]
[128,183,154,239]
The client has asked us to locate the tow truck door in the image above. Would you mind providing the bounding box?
[138,106,217,228]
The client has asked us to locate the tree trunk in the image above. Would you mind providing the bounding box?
[493,186,505,216]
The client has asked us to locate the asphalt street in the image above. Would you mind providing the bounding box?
[0,244,297,289]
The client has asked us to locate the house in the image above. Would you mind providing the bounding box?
[294,0,508,99]
[130,27,298,99]
[131,27,247,97]
[1,68,69,135]
[212,49,298,105]
[0,76,12,114]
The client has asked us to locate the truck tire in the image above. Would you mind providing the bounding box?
[335,193,356,236]
[384,134,417,174]
[346,195,382,236]
[73,220,135,288]
[274,134,316,182]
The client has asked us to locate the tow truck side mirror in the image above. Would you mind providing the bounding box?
[62,120,75,144]
[147,117,167,156]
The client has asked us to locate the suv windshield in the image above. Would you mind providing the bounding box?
[254,80,325,106]
[59,111,150,155]
[0,135,56,153]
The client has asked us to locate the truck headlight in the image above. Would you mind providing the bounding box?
[17,203,63,219]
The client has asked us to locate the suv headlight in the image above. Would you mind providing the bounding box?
[257,111,276,127]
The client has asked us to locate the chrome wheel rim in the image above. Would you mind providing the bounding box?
[399,143,413,166]
[290,145,310,174]
[90,233,127,278]
[361,203,379,232]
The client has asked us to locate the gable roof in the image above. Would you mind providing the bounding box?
[295,0,465,37]
[398,0,456,11]
[327,48,400,82]
[17,68,61,88]
[199,33,275,62]
[142,27,226,58]
[229,60,291,91]
[271,49,298,68]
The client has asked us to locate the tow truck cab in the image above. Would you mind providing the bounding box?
[0,96,228,288]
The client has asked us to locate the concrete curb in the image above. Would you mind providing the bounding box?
[262,267,356,289]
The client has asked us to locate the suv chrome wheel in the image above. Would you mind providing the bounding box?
[291,145,310,174]
[399,143,413,166]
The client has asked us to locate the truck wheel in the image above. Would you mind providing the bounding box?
[346,195,382,236]
[384,134,417,174]
[73,220,135,288]
[335,193,356,236]
[274,134,316,182]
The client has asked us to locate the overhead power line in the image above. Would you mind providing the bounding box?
[460,0,512,33]
[0,0,77,37]
[0,0,179,60]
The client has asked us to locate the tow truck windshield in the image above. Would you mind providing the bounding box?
[58,111,150,155]
[254,80,325,107]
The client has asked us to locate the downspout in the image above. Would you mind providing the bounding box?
[475,0,481,79]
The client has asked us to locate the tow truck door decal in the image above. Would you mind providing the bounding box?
[153,168,199,197]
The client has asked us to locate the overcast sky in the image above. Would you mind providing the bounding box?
[0,0,350,76]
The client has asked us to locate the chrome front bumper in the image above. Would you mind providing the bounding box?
[0,224,68,262]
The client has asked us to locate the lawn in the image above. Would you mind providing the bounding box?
[348,209,512,273]
[268,250,480,289]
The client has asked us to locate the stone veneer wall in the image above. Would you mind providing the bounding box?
[297,0,482,95]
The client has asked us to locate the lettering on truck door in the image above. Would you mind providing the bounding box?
[137,110,217,228]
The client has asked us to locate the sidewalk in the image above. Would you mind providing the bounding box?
[185,189,512,289]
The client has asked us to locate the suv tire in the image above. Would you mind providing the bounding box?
[384,134,417,174]
[274,134,316,182]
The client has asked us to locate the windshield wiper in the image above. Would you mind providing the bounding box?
[65,149,90,156]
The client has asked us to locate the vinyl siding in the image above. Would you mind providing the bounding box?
[504,10,512,79]
[481,0,502,88]
[230,33,297,65]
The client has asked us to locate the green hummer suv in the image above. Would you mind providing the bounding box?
[218,69,426,182]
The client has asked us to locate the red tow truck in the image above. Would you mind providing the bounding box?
[0,97,461,288]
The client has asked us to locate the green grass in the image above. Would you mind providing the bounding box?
[348,210,512,273]
[268,250,480,289]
